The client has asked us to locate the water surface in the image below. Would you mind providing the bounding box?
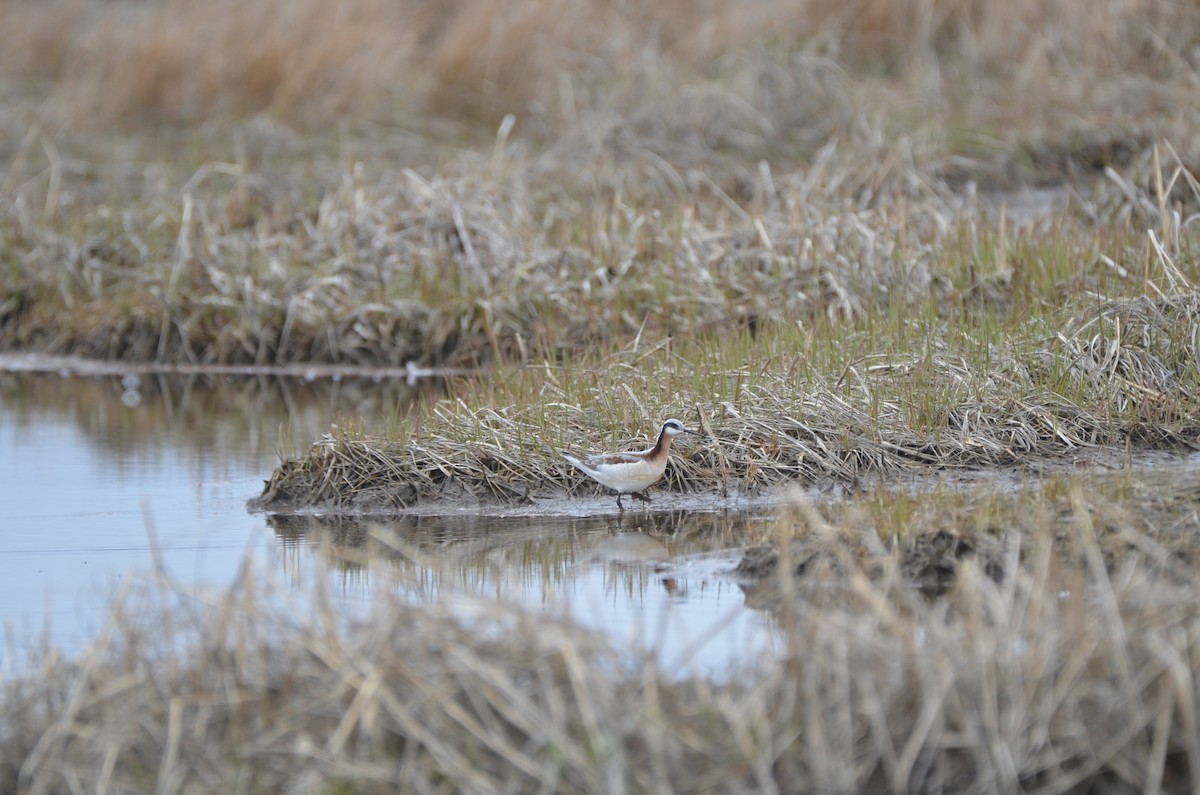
[0,364,776,677]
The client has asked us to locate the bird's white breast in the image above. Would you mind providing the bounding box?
[574,456,666,493]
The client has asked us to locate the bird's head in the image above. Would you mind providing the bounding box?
[660,418,698,437]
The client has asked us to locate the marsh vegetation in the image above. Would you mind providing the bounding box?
[6,0,1200,791]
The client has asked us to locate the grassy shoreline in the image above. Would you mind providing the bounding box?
[250,281,1200,514]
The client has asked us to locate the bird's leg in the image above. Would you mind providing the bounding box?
[615,492,625,512]
[630,490,652,504]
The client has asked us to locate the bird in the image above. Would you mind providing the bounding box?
[561,418,699,511]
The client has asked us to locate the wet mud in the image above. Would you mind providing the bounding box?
[735,529,1007,597]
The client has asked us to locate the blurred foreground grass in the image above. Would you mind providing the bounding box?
[12,472,1200,792]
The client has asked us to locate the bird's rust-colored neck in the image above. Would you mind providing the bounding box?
[648,425,673,460]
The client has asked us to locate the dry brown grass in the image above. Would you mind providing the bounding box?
[0,0,419,124]
[3,1,1200,371]
[5,0,1198,145]
[11,479,1200,792]
[2,129,1194,370]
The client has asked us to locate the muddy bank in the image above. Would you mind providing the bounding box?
[735,529,1007,598]
[248,438,1200,602]
[247,414,1199,517]
[251,450,1200,604]
[735,457,1200,603]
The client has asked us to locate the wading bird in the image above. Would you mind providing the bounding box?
[561,419,699,511]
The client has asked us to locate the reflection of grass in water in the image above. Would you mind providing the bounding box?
[11,472,1200,792]
[268,510,771,600]
[0,370,431,464]
[273,514,620,598]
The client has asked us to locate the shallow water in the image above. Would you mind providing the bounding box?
[0,363,777,678]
